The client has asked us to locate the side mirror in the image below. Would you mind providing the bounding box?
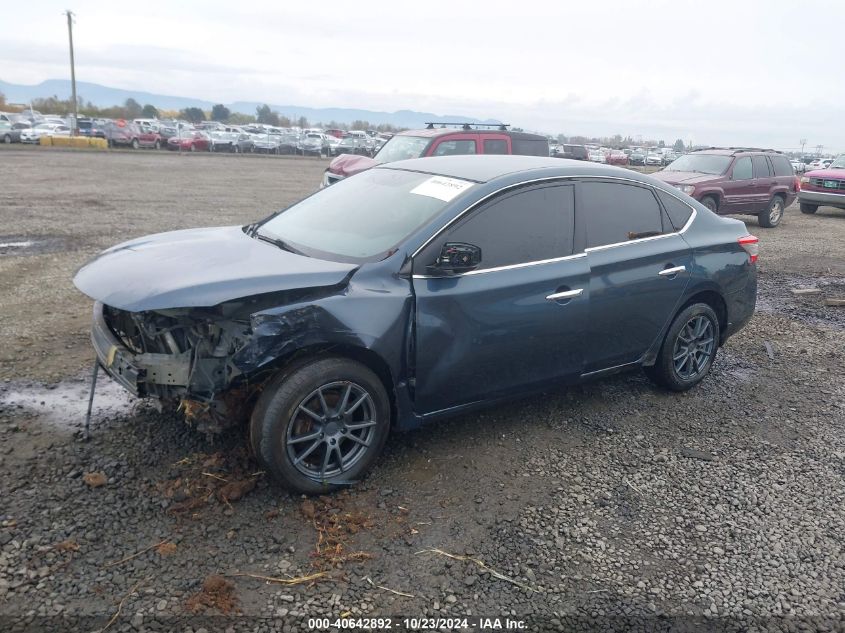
[432,242,482,275]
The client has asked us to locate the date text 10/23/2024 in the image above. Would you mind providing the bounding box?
[308,617,527,630]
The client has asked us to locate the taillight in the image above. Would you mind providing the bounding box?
[794,176,800,192]
[738,234,758,264]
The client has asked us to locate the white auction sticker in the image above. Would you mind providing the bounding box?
[410,176,474,202]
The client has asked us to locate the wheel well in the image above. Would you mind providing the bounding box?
[252,344,397,425]
[681,291,727,341]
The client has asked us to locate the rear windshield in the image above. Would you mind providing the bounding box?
[665,154,732,175]
[257,169,474,263]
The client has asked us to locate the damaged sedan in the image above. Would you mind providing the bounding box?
[74,155,758,494]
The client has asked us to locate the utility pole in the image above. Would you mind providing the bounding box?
[800,138,807,156]
[64,10,78,136]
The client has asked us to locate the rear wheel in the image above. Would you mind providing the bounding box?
[131,138,139,150]
[250,357,391,494]
[3,134,11,144]
[800,202,818,214]
[700,196,718,213]
[759,195,784,228]
[189,143,195,152]
[154,140,160,150]
[644,303,720,391]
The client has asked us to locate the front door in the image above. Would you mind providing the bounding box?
[412,183,587,414]
[722,156,756,213]
[577,180,692,372]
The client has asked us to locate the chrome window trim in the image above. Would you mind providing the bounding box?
[412,252,586,279]
[409,173,697,273]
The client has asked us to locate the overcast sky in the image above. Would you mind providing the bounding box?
[2,0,842,151]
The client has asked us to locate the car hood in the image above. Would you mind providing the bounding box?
[804,168,845,179]
[73,225,358,312]
[651,170,719,185]
[328,153,380,177]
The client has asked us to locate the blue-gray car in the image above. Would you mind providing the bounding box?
[74,155,758,493]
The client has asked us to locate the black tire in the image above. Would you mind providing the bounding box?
[800,202,818,214]
[700,196,718,213]
[759,195,784,228]
[250,357,391,494]
[232,144,239,153]
[131,138,139,150]
[154,140,160,150]
[3,134,11,144]
[644,303,720,392]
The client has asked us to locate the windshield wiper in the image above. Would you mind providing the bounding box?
[254,231,303,255]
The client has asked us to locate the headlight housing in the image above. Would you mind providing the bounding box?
[674,184,696,195]
[800,176,809,184]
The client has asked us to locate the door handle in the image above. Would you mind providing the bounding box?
[658,265,686,277]
[546,288,583,301]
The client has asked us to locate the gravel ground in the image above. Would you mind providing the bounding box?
[1,148,844,632]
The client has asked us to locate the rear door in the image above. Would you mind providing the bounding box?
[412,182,588,413]
[578,180,692,372]
[721,156,756,212]
[751,155,775,208]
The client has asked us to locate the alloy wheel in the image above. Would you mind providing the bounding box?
[769,199,784,225]
[672,315,715,380]
[285,381,377,480]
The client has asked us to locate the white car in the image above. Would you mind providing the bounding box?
[20,123,70,143]
[645,153,664,166]
[588,150,606,163]
[806,158,834,171]
[790,160,806,173]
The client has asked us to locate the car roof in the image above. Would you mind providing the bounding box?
[396,128,546,140]
[379,154,661,185]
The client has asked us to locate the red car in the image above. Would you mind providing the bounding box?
[166,131,211,152]
[798,154,845,215]
[322,124,549,187]
[606,150,628,165]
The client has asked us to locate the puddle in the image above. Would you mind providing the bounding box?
[0,235,68,256]
[0,375,135,430]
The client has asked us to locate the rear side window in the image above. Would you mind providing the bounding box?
[512,138,550,157]
[483,139,508,155]
[432,140,476,156]
[656,190,693,230]
[580,182,665,248]
[770,155,794,177]
[444,185,574,269]
[732,157,753,180]
[752,155,772,178]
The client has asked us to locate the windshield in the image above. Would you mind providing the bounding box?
[257,169,473,262]
[374,135,430,163]
[665,153,732,175]
[829,155,845,169]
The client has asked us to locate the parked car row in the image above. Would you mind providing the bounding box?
[549,143,681,167]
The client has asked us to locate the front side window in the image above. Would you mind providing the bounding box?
[580,181,665,248]
[258,169,473,263]
[441,184,574,270]
[732,157,753,180]
[431,139,477,157]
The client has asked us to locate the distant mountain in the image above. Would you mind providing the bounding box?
[0,79,501,128]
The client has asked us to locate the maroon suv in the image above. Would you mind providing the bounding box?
[653,148,799,228]
[321,124,549,187]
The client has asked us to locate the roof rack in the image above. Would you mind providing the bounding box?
[424,121,509,131]
[699,146,781,154]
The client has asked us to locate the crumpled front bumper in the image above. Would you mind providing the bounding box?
[91,302,192,397]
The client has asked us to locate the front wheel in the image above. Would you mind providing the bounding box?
[800,202,818,214]
[759,196,784,228]
[131,138,139,150]
[3,134,11,144]
[700,196,718,213]
[154,140,160,150]
[644,303,720,392]
[250,357,391,494]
